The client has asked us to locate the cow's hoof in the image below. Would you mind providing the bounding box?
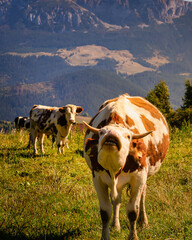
[112,222,120,232]
[128,234,138,240]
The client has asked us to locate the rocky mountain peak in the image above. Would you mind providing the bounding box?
[0,0,192,31]
[76,0,192,25]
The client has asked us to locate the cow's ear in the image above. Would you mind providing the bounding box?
[59,107,66,113]
[76,106,83,114]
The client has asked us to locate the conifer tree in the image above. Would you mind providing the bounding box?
[146,81,172,117]
[182,79,192,109]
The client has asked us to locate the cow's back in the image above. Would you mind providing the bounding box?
[86,94,169,176]
[30,105,58,132]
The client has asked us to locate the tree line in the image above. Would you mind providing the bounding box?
[146,79,192,128]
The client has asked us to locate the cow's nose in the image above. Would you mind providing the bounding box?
[69,119,75,124]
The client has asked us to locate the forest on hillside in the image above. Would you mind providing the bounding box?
[0,79,191,132]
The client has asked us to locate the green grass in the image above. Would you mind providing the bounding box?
[0,125,191,240]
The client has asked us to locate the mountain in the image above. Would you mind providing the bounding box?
[0,0,192,120]
[0,0,109,32]
[76,0,192,26]
[1,0,192,31]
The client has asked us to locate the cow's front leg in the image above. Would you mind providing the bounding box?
[93,174,112,240]
[57,141,62,154]
[111,191,121,232]
[126,173,147,240]
[138,184,148,227]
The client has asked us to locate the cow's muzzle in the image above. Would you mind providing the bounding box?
[69,119,76,125]
[102,135,121,151]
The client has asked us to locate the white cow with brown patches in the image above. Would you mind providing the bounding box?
[83,94,169,240]
[30,104,83,155]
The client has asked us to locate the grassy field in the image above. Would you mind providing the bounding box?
[0,124,191,240]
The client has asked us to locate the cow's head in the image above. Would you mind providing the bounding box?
[84,121,152,174]
[59,105,83,124]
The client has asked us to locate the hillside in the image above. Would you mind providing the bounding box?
[0,69,146,120]
[0,0,192,120]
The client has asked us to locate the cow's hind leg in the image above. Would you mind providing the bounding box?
[38,133,45,154]
[30,128,38,155]
[93,176,112,240]
[27,133,32,149]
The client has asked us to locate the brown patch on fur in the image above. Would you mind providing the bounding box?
[49,108,55,111]
[59,107,66,113]
[140,114,156,131]
[147,134,169,166]
[126,115,135,127]
[131,128,140,134]
[128,97,167,126]
[122,140,147,173]
[85,137,103,176]
[108,112,125,126]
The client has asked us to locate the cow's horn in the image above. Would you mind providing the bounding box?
[83,121,100,133]
[132,131,153,139]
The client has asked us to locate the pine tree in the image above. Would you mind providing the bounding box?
[146,81,172,117]
[182,79,192,109]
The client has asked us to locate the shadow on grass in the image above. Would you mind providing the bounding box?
[1,146,84,160]
[0,228,81,240]
[0,146,51,159]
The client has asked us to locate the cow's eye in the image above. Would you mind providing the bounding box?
[127,135,130,139]
[99,131,104,136]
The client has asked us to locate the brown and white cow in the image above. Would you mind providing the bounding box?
[83,94,169,240]
[30,104,83,155]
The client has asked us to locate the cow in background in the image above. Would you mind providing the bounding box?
[83,94,169,240]
[30,104,83,155]
[14,116,30,131]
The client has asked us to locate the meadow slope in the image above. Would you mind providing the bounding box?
[0,124,191,240]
